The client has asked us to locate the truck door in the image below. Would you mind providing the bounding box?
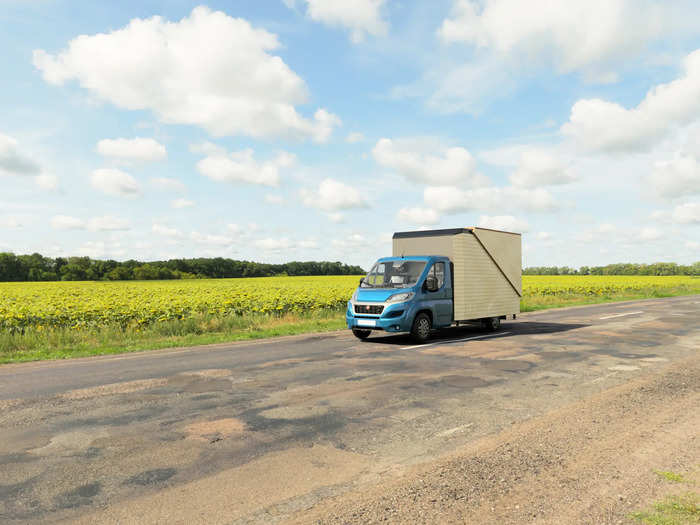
[426,261,452,327]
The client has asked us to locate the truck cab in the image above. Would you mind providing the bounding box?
[346,255,454,342]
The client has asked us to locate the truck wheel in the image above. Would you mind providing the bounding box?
[411,313,432,343]
[352,329,371,340]
[481,317,501,332]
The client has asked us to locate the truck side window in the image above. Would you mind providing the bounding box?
[427,262,445,290]
[434,262,445,288]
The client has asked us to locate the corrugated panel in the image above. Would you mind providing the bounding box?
[471,227,522,296]
[392,235,455,259]
[453,234,519,320]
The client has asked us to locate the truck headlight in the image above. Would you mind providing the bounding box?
[386,292,414,303]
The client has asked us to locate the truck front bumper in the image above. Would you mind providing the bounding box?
[345,301,413,333]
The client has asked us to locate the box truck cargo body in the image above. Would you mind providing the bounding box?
[346,227,522,342]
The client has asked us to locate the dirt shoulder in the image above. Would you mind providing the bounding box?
[295,354,700,524]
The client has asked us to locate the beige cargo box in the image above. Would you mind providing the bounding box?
[392,227,521,321]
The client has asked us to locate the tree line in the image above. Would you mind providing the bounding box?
[523,262,700,276]
[0,252,366,282]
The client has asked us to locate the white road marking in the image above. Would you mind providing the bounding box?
[401,331,511,350]
[599,311,643,320]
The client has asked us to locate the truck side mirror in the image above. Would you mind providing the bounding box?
[359,277,365,286]
[425,275,438,292]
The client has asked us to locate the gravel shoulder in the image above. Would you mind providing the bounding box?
[295,354,700,524]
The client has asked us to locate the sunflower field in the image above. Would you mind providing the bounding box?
[1,275,699,332]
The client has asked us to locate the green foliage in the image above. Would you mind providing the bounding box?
[630,492,700,524]
[524,262,700,276]
[0,252,365,282]
[655,471,688,483]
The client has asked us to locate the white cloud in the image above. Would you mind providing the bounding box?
[439,0,695,79]
[327,212,345,223]
[196,148,294,187]
[509,150,576,187]
[150,177,186,192]
[87,216,131,231]
[331,233,371,251]
[0,133,41,176]
[672,202,700,224]
[171,198,194,209]
[90,168,141,197]
[562,49,700,152]
[536,231,551,240]
[152,224,182,237]
[35,173,59,190]
[477,214,529,233]
[576,223,616,243]
[638,226,663,241]
[685,240,700,249]
[650,154,700,199]
[34,7,340,141]
[346,131,365,143]
[373,138,489,185]
[396,206,440,225]
[288,0,388,43]
[50,215,85,230]
[51,215,131,231]
[254,237,295,251]
[0,215,25,229]
[298,238,318,249]
[300,178,368,212]
[265,194,285,205]
[424,185,559,213]
[189,232,233,246]
[77,240,126,259]
[97,137,166,163]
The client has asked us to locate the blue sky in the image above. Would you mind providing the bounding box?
[1,0,699,268]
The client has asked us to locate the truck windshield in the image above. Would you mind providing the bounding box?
[362,260,426,288]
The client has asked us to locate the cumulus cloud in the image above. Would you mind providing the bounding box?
[424,185,559,213]
[0,133,57,190]
[287,0,388,43]
[562,49,700,152]
[346,132,365,143]
[0,133,41,176]
[35,174,59,190]
[300,178,368,212]
[265,194,285,205]
[50,215,85,230]
[509,150,576,187]
[439,0,695,79]
[396,207,440,225]
[87,216,131,231]
[33,7,340,141]
[171,198,194,209]
[373,138,489,186]
[254,237,295,251]
[196,148,294,187]
[477,214,529,232]
[189,232,233,246]
[638,226,663,241]
[152,224,182,237]
[90,168,141,196]
[672,202,700,223]
[150,177,186,192]
[97,137,166,163]
[51,215,131,231]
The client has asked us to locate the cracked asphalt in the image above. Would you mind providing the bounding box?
[0,295,698,524]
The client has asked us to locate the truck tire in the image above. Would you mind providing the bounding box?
[480,317,501,332]
[352,328,372,340]
[410,313,432,343]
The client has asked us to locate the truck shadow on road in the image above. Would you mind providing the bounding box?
[365,321,589,347]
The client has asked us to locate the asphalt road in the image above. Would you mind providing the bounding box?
[1,296,698,524]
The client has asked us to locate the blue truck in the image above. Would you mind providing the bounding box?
[346,227,522,342]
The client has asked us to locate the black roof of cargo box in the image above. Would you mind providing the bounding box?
[393,227,521,239]
[392,228,473,239]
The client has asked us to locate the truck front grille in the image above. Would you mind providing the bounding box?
[354,304,384,315]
